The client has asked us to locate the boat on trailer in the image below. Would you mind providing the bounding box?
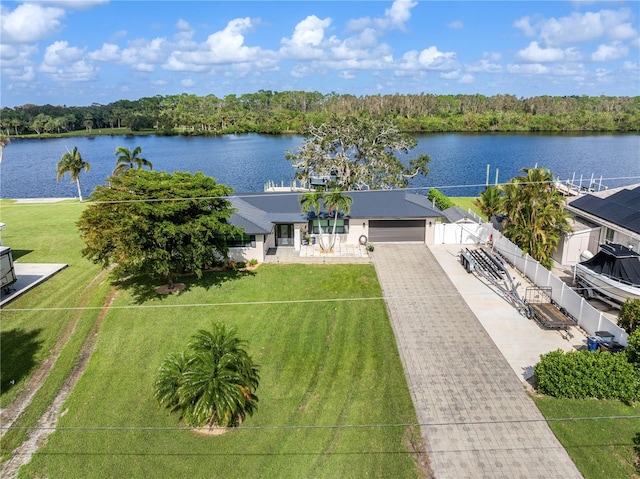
[574,243,640,307]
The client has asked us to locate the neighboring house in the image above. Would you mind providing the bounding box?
[558,184,640,265]
[442,206,477,224]
[227,190,443,262]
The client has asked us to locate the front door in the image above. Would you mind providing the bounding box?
[276,224,294,246]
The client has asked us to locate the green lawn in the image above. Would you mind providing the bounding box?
[449,196,483,219]
[18,264,423,478]
[533,397,640,479]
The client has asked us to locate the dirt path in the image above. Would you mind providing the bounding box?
[1,286,116,479]
[0,271,108,436]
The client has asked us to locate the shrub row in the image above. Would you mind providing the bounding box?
[427,188,455,211]
[534,349,640,402]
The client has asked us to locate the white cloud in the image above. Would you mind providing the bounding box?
[621,61,639,72]
[517,41,564,62]
[347,0,417,32]
[281,15,332,59]
[458,74,474,84]
[88,43,121,62]
[121,37,171,71]
[181,78,195,87]
[40,40,85,73]
[540,9,636,46]
[0,3,65,44]
[513,16,536,37]
[383,0,417,30]
[447,21,463,30]
[399,46,457,71]
[591,42,629,61]
[506,63,550,74]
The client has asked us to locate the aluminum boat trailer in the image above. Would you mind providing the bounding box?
[460,247,576,336]
[459,247,526,313]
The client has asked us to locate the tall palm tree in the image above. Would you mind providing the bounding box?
[56,146,90,202]
[501,167,571,269]
[322,189,353,250]
[112,146,152,176]
[155,323,260,428]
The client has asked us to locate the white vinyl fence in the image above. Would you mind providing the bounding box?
[437,220,628,346]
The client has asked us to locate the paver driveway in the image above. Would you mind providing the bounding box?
[372,244,582,479]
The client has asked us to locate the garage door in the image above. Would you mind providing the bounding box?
[368,220,426,242]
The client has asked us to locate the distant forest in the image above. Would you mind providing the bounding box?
[2,91,639,136]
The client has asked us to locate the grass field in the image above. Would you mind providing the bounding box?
[533,397,640,479]
[17,264,424,478]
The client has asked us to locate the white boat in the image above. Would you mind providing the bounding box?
[574,243,640,307]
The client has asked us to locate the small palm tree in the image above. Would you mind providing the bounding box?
[56,147,90,202]
[322,189,353,250]
[155,323,260,428]
[474,185,503,221]
[113,146,152,176]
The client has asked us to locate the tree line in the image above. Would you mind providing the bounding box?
[2,91,639,136]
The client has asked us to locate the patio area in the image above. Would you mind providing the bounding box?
[264,242,370,263]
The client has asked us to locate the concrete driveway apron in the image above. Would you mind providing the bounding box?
[372,244,582,479]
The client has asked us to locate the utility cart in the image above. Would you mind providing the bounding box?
[524,286,575,331]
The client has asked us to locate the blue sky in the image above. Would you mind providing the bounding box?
[1,0,639,107]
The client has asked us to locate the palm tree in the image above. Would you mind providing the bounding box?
[112,146,152,176]
[322,189,353,250]
[155,323,260,428]
[501,167,571,269]
[300,190,330,250]
[56,147,90,202]
[473,185,502,221]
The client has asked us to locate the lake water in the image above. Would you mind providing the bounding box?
[1,133,638,198]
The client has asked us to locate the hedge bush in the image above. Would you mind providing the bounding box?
[427,188,455,211]
[534,349,640,402]
[619,298,640,335]
[627,328,640,368]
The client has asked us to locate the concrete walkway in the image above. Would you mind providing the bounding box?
[372,244,582,479]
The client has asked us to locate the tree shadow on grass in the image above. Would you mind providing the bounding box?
[0,328,43,395]
[114,269,257,304]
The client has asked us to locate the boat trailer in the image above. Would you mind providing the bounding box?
[459,247,526,313]
[460,247,576,335]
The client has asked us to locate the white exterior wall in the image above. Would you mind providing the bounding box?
[228,234,266,262]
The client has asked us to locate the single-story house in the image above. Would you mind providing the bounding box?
[557,184,640,265]
[226,190,443,262]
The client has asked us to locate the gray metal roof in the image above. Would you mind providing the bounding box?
[229,197,274,234]
[569,186,640,234]
[442,206,474,223]
[230,190,443,232]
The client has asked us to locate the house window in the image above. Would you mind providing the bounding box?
[227,234,256,248]
[604,227,615,244]
[311,219,349,234]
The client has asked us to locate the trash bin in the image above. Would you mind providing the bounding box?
[586,336,599,352]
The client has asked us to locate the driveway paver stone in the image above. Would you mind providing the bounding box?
[373,244,582,479]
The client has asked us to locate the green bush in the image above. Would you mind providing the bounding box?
[427,188,455,210]
[534,349,640,402]
[626,328,640,368]
[619,298,640,335]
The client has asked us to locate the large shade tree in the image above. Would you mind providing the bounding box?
[113,146,153,176]
[155,322,260,428]
[77,170,241,287]
[500,167,572,269]
[286,114,430,190]
[56,146,91,202]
